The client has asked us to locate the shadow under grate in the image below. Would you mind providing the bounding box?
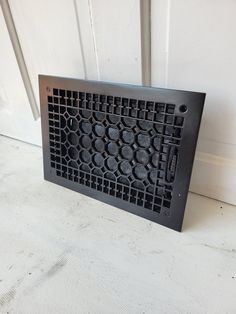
[39,76,205,231]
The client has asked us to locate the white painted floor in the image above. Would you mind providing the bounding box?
[0,135,236,314]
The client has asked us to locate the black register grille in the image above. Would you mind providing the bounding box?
[39,76,205,231]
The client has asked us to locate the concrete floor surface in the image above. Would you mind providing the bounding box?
[0,135,236,314]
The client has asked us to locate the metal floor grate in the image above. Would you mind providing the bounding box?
[39,76,205,231]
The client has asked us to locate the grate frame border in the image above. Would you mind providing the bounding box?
[39,75,205,231]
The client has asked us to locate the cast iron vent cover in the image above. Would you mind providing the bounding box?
[39,75,205,231]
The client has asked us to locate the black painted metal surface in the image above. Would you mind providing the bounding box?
[39,75,205,231]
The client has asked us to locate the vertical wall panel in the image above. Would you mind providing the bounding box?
[9,0,85,105]
[152,0,236,204]
[151,0,170,88]
[74,0,99,80]
[0,9,41,145]
[167,0,236,153]
[90,0,142,84]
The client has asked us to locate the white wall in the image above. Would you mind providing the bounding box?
[0,0,236,204]
[152,0,236,204]
[0,8,41,145]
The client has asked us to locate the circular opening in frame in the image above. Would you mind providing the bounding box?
[179,104,188,113]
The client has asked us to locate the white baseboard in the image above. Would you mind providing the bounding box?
[190,151,236,206]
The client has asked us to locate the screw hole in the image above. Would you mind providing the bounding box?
[179,105,187,113]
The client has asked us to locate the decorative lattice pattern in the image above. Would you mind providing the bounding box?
[48,88,184,217]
